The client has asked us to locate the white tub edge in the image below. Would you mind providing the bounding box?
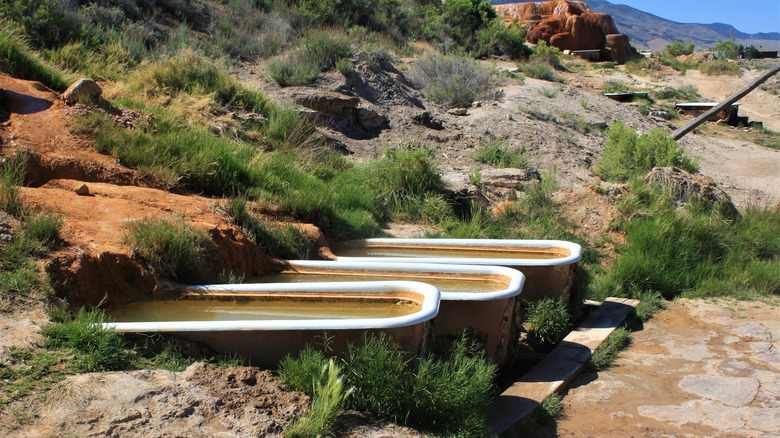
[282,260,525,301]
[336,238,582,267]
[103,281,439,333]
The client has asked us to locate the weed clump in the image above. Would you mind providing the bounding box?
[596,122,698,182]
[124,216,213,284]
[0,151,27,217]
[412,55,503,108]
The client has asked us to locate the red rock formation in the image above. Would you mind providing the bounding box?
[494,0,640,63]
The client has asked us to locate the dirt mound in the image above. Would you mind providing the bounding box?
[21,179,283,307]
[0,75,145,188]
[16,362,308,438]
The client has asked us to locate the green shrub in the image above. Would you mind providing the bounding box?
[0,21,70,91]
[587,327,632,371]
[474,20,531,59]
[474,137,528,168]
[301,30,353,71]
[700,60,740,76]
[43,307,131,372]
[282,333,496,436]
[637,104,650,115]
[663,40,695,57]
[596,122,699,182]
[342,333,410,419]
[286,359,353,438]
[625,58,664,76]
[134,50,274,114]
[335,58,353,76]
[154,343,195,372]
[225,198,315,260]
[530,40,561,68]
[348,147,448,220]
[124,216,213,283]
[406,335,496,436]
[0,234,44,299]
[412,55,503,108]
[524,297,571,345]
[535,393,563,423]
[653,84,700,101]
[520,60,559,82]
[711,40,739,59]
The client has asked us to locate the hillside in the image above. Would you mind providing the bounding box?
[1,0,779,436]
[583,0,780,50]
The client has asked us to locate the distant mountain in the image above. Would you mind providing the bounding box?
[491,0,780,51]
[701,23,780,42]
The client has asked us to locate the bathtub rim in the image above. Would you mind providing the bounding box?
[102,281,440,333]
[279,260,525,301]
[333,238,582,267]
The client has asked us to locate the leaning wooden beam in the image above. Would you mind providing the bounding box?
[672,62,780,140]
[487,297,640,437]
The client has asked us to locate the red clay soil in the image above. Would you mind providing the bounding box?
[0,73,293,309]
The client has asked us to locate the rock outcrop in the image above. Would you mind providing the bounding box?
[495,0,640,63]
[644,167,740,218]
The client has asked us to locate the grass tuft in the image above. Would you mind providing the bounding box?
[0,151,27,217]
[587,327,632,371]
[43,307,132,372]
[225,198,315,260]
[475,137,528,168]
[0,21,70,91]
[124,216,213,284]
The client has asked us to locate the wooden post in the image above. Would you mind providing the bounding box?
[671,62,780,141]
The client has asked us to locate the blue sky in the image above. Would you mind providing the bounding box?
[610,0,780,34]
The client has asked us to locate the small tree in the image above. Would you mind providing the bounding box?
[712,40,740,59]
[664,40,695,57]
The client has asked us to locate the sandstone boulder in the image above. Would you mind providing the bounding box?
[61,78,102,105]
[495,0,639,63]
[605,34,640,64]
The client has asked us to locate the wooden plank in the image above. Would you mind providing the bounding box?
[563,298,640,352]
[487,297,640,436]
